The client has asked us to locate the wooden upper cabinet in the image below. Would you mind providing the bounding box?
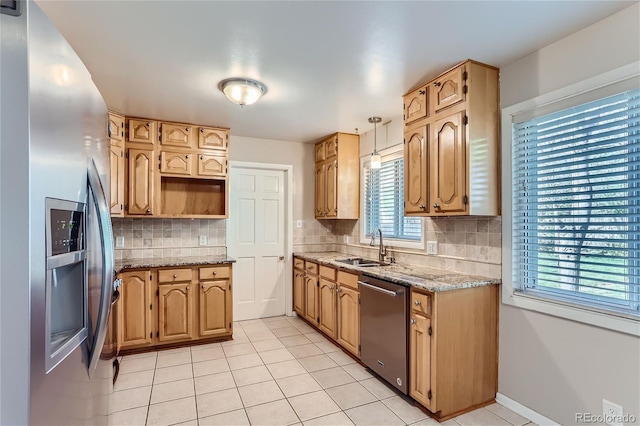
[431,66,466,114]
[110,145,125,216]
[160,151,193,176]
[325,160,338,218]
[404,85,428,125]
[318,278,337,339]
[315,142,326,162]
[198,127,228,151]
[337,284,360,357]
[410,311,433,410]
[118,270,153,348]
[404,126,428,215]
[128,119,156,145]
[315,163,326,217]
[430,111,466,214]
[198,154,227,178]
[127,149,154,215]
[158,283,193,342]
[109,113,125,146]
[160,122,194,149]
[199,280,232,337]
[325,136,338,159]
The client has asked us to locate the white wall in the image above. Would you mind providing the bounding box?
[499,4,640,425]
[229,135,315,220]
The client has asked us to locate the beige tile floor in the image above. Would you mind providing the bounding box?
[109,316,536,426]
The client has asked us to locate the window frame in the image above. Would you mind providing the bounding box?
[359,144,424,250]
[502,62,640,336]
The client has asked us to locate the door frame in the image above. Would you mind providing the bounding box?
[227,161,294,317]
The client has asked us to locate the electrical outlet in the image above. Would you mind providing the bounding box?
[343,235,350,244]
[427,241,438,255]
[199,235,207,246]
[603,399,623,426]
[115,236,124,248]
[327,223,333,231]
[296,220,302,229]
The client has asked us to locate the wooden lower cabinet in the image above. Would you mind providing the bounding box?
[304,273,319,325]
[336,280,359,357]
[117,263,233,352]
[158,282,194,342]
[318,278,337,339]
[293,268,305,316]
[199,280,232,337]
[118,270,153,349]
[409,285,498,420]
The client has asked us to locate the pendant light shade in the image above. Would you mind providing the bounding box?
[218,78,267,107]
[368,116,382,169]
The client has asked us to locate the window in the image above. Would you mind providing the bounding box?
[360,145,423,248]
[503,67,640,335]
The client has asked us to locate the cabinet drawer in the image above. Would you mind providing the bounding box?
[319,265,336,281]
[293,258,305,270]
[411,291,432,316]
[200,265,231,280]
[337,270,358,290]
[158,268,193,283]
[305,262,318,275]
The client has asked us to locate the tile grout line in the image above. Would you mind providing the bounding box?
[144,353,158,426]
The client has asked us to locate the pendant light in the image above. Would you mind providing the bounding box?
[368,117,382,169]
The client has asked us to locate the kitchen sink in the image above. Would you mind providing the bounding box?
[335,257,387,267]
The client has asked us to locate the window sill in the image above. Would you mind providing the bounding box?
[502,290,640,337]
[358,236,425,250]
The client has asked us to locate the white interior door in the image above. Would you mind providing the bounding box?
[228,166,287,320]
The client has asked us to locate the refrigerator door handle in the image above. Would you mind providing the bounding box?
[87,158,115,378]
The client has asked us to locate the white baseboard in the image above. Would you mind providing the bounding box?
[496,393,560,426]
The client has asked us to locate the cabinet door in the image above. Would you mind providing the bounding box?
[160,123,193,148]
[431,66,465,114]
[404,126,428,215]
[304,275,318,324]
[160,151,193,176]
[404,85,428,124]
[198,127,228,151]
[325,136,338,159]
[315,163,326,218]
[110,145,125,216]
[128,119,156,145]
[410,312,433,410]
[325,160,338,218]
[127,149,154,215]
[430,111,467,214]
[315,142,326,162]
[293,270,306,316]
[337,285,359,357]
[318,278,337,339]
[199,280,232,337]
[158,283,193,342]
[119,271,153,348]
[198,154,227,178]
[109,113,125,146]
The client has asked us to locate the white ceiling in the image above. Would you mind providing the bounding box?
[38,0,634,143]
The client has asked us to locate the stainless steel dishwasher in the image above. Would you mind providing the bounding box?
[359,274,409,395]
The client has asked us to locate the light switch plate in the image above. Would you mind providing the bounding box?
[199,235,207,246]
[115,236,124,248]
[296,220,302,229]
[427,241,438,255]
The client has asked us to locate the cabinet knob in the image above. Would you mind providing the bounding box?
[146,209,151,213]
[200,155,204,160]
[433,203,440,209]
[202,284,205,289]
[186,154,190,159]
[419,204,425,210]
[433,82,441,87]
[200,128,204,133]
[186,127,190,131]
[414,300,421,306]
[146,122,150,126]
[336,287,341,293]
[410,318,416,324]
[419,90,426,95]
[173,274,177,278]
[213,271,217,276]
[186,286,189,291]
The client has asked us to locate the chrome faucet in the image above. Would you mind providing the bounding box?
[369,228,387,263]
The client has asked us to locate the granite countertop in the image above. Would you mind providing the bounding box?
[293,251,500,292]
[115,255,236,273]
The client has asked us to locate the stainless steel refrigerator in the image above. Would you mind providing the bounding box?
[0,1,117,424]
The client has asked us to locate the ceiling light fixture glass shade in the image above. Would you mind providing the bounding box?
[218,78,267,107]
[368,116,382,169]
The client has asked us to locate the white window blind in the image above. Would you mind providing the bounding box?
[512,86,640,316]
[363,152,422,241]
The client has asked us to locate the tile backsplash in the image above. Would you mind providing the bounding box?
[112,218,226,260]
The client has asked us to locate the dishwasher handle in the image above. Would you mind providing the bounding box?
[358,281,403,297]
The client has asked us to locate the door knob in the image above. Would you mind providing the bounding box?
[279,256,285,261]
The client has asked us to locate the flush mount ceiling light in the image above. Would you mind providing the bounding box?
[218,78,267,107]
[368,116,382,169]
